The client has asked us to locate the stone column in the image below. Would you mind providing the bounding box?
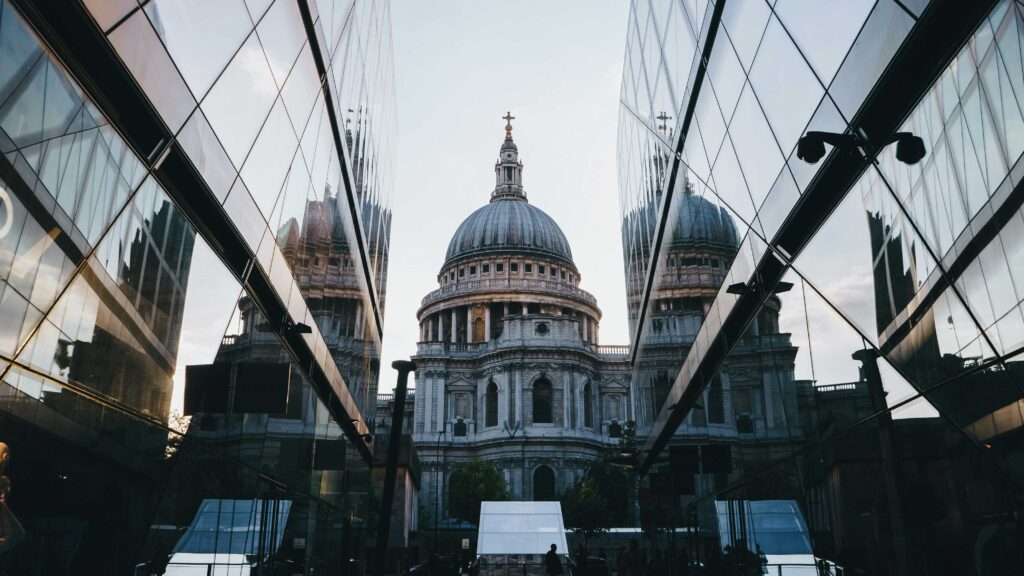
[522,301,529,315]
[436,375,445,430]
[424,373,433,432]
[428,317,435,342]
[450,308,457,343]
[564,372,571,427]
[467,307,474,343]
[503,302,509,317]
[583,316,589,343]
[484,305,491,341]
[516,368,524,425]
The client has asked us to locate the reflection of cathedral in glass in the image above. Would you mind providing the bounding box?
[0,0,396,572]
[618,1,1024,573]
[408,120,631,522]
[624,151,809,476]
[167,184,388,574]
[0,9,197,570]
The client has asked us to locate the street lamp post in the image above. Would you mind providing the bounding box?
[433,422,446,550]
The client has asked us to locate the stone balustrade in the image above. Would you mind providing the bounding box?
[420,277,598,307]
[415,339,629,359]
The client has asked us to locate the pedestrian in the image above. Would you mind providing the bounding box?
[647,548,664,575]
[545,543,564,576]
[616,546,630,576]
[575,544,589,576]
[628,540,647,576]
[677,548,691,576]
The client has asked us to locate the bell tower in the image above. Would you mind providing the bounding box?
[492,111,526,201]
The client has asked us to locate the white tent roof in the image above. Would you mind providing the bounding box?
[476,501,568,556]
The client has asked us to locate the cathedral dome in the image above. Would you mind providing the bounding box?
[668,188,740,247]
[443,116,576,270]
[444,197,575,268]
[625,186,740,253]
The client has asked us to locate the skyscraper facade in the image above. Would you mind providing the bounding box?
[0,0,395,573]
[619,0,1024,572]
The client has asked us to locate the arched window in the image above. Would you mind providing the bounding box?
[473,317,485,342]
[583,383,593,428]
[533,379,552,424]
[486,381,498,427]
[533,466,555,501]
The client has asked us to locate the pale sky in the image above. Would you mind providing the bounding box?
[378,0,632,391]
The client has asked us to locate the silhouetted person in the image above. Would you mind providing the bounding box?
[676,548,691,576]
[426,552,440,576]
[616,546,629,576]
[629,540,647,576]
[546,544,564,576]
[575,545,589,576]
[647,549,665,575]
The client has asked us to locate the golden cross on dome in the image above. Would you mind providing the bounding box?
[502,111,515,138]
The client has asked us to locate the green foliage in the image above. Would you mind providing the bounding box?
[584,461,631,525]
[616,420,639,458]
[561,478,613,546]
[447,459,508,525]
[601,420,640,526]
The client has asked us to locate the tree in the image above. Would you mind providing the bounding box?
[562,479,613,547]
[603,420,641,526]
[584,461,630,525]
[447,459,508,525]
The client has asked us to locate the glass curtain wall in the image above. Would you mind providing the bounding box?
[0,0,394,573]
[619,0,1024,573]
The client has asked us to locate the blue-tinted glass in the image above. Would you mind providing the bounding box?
[721,0,771,71]
[829,0,914,119]
[774,0,875,87]
[728,84,785,208]
[749,16,824,155]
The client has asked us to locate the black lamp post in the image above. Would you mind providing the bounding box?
[374,360,415,576]
[433,421,446,550]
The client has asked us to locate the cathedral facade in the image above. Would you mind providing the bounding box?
[410,119,630,523]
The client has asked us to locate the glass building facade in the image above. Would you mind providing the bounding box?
[0,0,394,573]
[619,0,1024,573]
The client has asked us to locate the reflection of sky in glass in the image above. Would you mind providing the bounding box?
[145,0,252,100]
[773,0,874,87]
[201,36,278,167]
[170,239,243,416]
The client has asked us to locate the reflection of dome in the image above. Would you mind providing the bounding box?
[668,190,739,247]
[444,197,575,268]
[625,188,740,254]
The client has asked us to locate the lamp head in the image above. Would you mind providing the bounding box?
[895,133,926,165]
[796,133,826,164]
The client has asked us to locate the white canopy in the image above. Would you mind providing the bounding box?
[476,501,568,556]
